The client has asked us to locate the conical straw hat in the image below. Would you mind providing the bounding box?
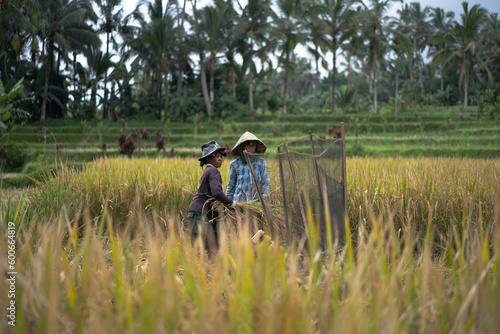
[231,132,267,156]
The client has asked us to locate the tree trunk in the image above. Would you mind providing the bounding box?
[395,68,399,118]
[110,83,118,121]
[229,52,236,97]
[41,42,54,121]
[440,65,444,93]
[73,52,77,103]
[248,62,254,114]
[373,73,377,113]
[164,69,170,118]
[103,33,110,120]
[331,46,337,115]
[347,55,352,85]
[91,80,97,119]
[177,0,187,99]
[463,71,469,120]
[408,54,413,80]
[283,39,289,115]
[418,55,424,87]
[209,52,215,103]
[314,53,319,114]
[177,65,183,97]
[200,53,211,116]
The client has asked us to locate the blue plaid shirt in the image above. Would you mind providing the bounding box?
[226,156,270,202]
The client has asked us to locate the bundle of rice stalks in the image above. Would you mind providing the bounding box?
[212,200,286,236]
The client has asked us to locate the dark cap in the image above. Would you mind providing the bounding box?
[198,140,226,161]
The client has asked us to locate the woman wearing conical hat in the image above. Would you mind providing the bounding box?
[227,132,270,203]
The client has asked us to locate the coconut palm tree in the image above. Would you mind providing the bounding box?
[219,0,244,98]
[388,25,411,118]
[239,0,275,114]
[95,0,123,120]
[479,13,500,94]
[303,4,328,114]
[408,2,431,85]
[321,0,359,114]
[128,0,178,118]
[86,49,114,119]
[429,7,455,93]
[37,0,100,121]
[361,0,399,113]
[273,0,307,114]
[438,2,489,119]
[189,3,229,116]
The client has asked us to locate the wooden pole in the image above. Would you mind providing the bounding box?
[243,150,275,239]
[284,142,308,234]
[341,122,347,244]
[277,145,291,245]
[309,131,326,250]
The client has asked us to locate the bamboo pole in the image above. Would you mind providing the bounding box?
[284,142,308,234]
[243,150,275,239]
[309,131,326,250]
[341,122,347,245]
[277,145,291,245]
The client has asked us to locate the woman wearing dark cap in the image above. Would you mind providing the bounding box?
[226,132,270,203]
[187,140,237,249]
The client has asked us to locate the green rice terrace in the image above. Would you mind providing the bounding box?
[2,107,499,189]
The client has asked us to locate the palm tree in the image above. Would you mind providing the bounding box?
[189,3,229,116]
[439,2,489,119]
[129,0,178,118]
[339,34,363,85]
[303,4,328,114]
[172,0,189,100]
[274,0,306,114]
[478,13,500,95]
[408,2,431,85]
[37,0,100,121]
[142,16,178,117]
[361,0,399,113]
[321,0,358,114]
[394,3,415,79]
[388,26,411,118]
[95,0,123,120]
[86,49,114,119]
[240,0,275,114]
[219,0,244,98]
[429,7,455,93]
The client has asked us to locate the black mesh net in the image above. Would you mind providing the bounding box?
[242,134,346,249]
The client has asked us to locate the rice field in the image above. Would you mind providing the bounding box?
[1,156,499,333]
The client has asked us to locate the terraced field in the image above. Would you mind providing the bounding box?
[2,108,500,188]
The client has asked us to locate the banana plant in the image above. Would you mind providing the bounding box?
[0,78,30,130]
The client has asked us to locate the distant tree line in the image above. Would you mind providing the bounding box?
[1,0,499,122]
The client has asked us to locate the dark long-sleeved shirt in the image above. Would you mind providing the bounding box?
[188,164,234,214]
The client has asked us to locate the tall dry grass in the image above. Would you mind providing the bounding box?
[1,156,499,332]
[19,157,500,250]
[1,200,499,332]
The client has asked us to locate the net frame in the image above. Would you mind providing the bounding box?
[243,123,347,250]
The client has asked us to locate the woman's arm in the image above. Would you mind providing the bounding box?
[259,159,270,199]
[226,161,237,200]
[208,167,235,207]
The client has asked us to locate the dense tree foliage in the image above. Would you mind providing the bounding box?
[1,0,499,122]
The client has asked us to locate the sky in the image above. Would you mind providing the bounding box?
[112,0,500,77]
[121,0,500,16]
